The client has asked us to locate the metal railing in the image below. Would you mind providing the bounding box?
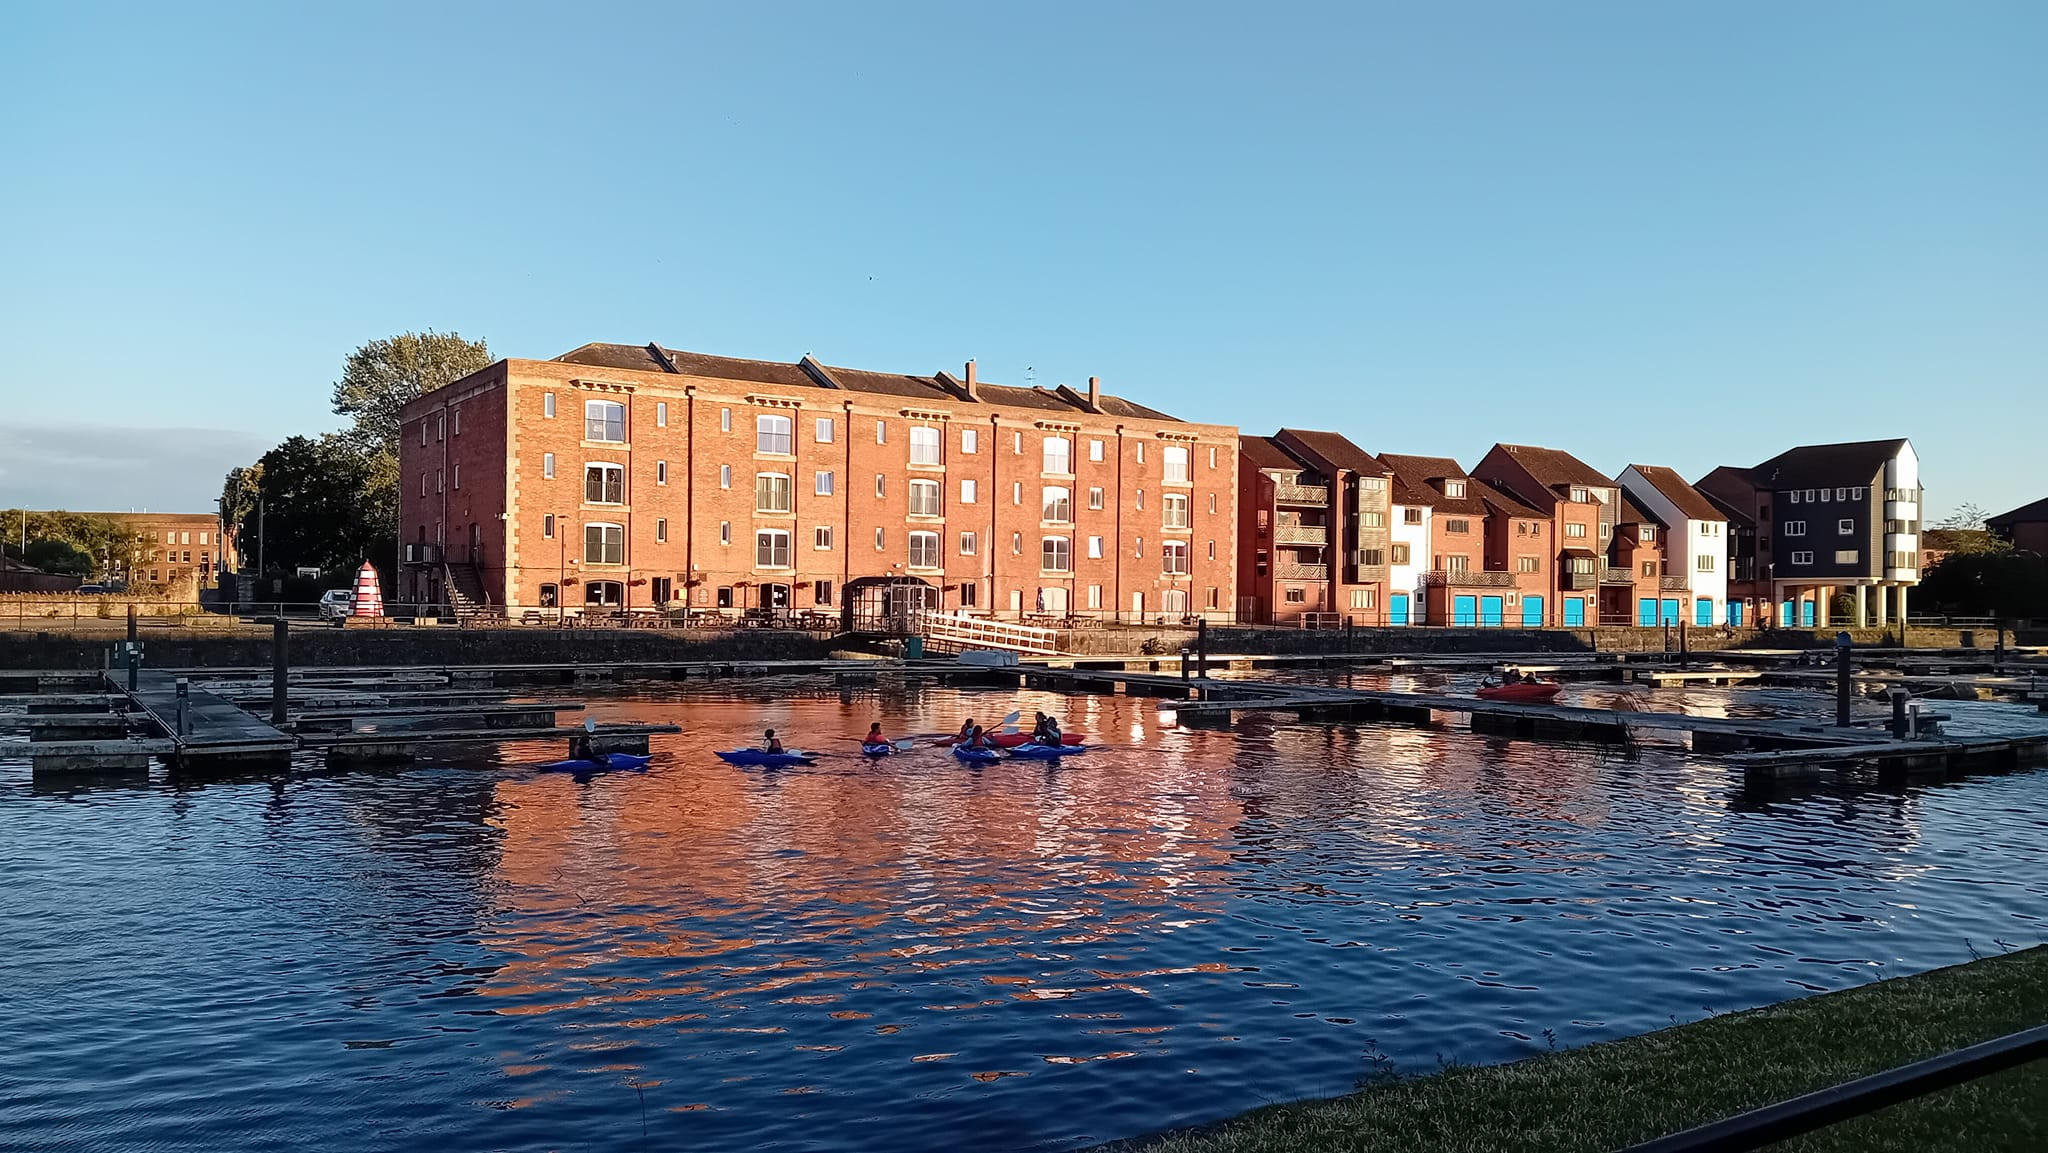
[1601,566,1637,586]
[1659,574,1692,592]
[910,610,1061,656]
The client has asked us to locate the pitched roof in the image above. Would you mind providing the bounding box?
[1698,488,1755,529]
[1378,453,1489,516]
[1477,483,1543,519]
[1491,443,1613,492]
[1616,494,1664,527]
[1275,429,1384,475]
[1240,435,1308,473]
[1751,438,1909,489]
[1987,496,2048,528]
[1625,464,1725,523]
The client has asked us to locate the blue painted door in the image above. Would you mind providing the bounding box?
[1695,599,1712,627]
[1728,602,1744,627]
[1638,598,1657,626]
[1780,600,1795,627]
[1563,598,1585,626]
[1388,593,1409,626]
[1480,596,1505,627]
[1800,599,1815,627]
[1522,595,1545,627]
[1660,599,1681,626]
[1453,595,1478,627]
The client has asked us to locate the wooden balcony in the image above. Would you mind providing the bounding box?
[1274,524,1327,545]
[1560,570,1599,591]
[1419,569,1513,589]
[1601,565,1636,586]
[1660,574,1691,592]
[1274,483,1329,507]
[1275,562,1328,581]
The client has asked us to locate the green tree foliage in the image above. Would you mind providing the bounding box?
[24,538,93,577]
[236,436,379,576]
[330,330,492,458]
[1917,551,2048,618]
[1936,502,1990,531]
[218,465,263,564]
[0,510,154,580]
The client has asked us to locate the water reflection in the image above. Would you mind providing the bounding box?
[1,678,2044,1152]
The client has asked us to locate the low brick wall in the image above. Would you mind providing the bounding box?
[0,626,838,670]
[0,592,204,623]
[1054,623,1986,657]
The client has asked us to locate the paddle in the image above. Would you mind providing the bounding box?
[999,709,1021,733]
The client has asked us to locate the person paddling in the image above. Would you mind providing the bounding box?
[761,728,785,754]
[1031,712,1062,746]
[957,718,977,743]
[866,722,888,745]
[965,724,996,750]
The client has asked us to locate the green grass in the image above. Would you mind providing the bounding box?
[1115,947,2048,1153]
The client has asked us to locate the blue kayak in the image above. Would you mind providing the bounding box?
[540,752,652,773]
[861,742,897,757]
[1006,742,1087,760]
[952,745,1003,764]
[717,749,817,767]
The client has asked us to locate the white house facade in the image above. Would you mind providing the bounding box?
[1619,464,1730,626]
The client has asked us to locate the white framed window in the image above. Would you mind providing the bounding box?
[1788,490,1801,504]
[815,470,835,495]
[1208,494,1218,514]
[420,473,428,497]
[1135,489,1145,510]
[452,409,461,435]
[585,400,625,442]
[1349,589,1377,610]
[720,407,731,432]
[961,428,978,454]
[1133,590,1146,613]
[908,478,941,517]
[1835,549,1859,564]
[543,392,556,419]
[1012,481,1022,505]
[1163,446,1189,483]
[1805,489,1817,502]
[1135,442,1145,464]
[1443,479,1466,498]
[1162,540,1189,574]
[420,420,427,447]
[1041,536,1072,572]
[874,526,885,551]
[1088,487,1104,510]
[909,530,941,568]
[1786,520,1807,536]
[583,522,623,564]
[876,420,887,444]
[1697,553,1717,572]
[875,474,886,498]
[756,529,791,568]
[756,414,793,454]
[910,426,941,465]
[1013,430,1022,454]
[655,518,667,542]
[1043,436,1072,475]
[437,415,445,442]
[1089,439,1104,462]
[960,531,977,555]
[1838,519,1854,535]
[584,463,623,504]
[720,521,731,545]
[543,452,555,479]
[1087,584,1102,609]
[1209,447,1218,469]
[960,479,977,504]
[1565,522,1587,538]
[1207,540,1216,560]
[1133,536,1144,557]
[657,460,668,485]
[542,514,555,539]
[1012,532,1023,554]
[1638,525,1656,542]
[1791,550,1814,565]
[1087,535,1103,559]
[720,464,732,489]
[815,417,834,443]
[655,401,668,428]
[1042,486,1072,523]
[755,473,793,513]
[815,525,834,550]
[1163,493,1190,529]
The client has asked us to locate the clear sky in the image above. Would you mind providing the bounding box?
[2,2,2042,518]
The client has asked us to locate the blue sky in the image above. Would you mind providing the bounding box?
[2,2,2041,517]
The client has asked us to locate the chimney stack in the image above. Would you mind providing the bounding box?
[1087,375,1101,412]
[964,359,978,400]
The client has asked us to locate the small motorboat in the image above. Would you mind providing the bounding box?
[941,731,1083,749]
[952,744,1004,764]
[1476,680,1564,703]
[860,742,898,757]
[1004,742,1088,760]
[540,752,653,773]
[716,749,818,767]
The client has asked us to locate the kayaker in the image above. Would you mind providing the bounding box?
[762,728,785,754]
[1521,671,1542,686]
[570,732,594,762]
[866,722,889,745]
[1031,712,1062,745]
[965,724,996,750]
[957,718,977,743]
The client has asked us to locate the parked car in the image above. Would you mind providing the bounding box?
[317,588,355,622]
[76,583,115,595]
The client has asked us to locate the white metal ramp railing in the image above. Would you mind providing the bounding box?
[910,610,1062,656]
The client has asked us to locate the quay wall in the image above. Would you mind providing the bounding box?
[0,627,837,670]
[1054,624,1988,657]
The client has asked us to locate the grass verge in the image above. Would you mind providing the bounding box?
[1116,946,2048,1153]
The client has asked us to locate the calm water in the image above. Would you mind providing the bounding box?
[4,676,2046,1152]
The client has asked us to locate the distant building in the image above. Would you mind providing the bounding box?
[1987,497,2048,554]
[1377,454,1525,625]
[1609,494,1677,627]
[12,510,230,599]
[1618,464,1730,626]
[1271,429,1395,624]
[1473,444,1620,630]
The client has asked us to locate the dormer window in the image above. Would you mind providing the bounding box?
[1443,479,1466,498]
[1569,486,1590,503]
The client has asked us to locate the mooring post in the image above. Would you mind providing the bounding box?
[1679,618,1689,668]
[126,603,139,692]
[175,677,189,737]
[1179,647,1190,681]
[271,617,290,727]
[1835,630,1853,728]
[1197,618,1208,680]
[1994,617,2005,673]
[1890,687,1909,740]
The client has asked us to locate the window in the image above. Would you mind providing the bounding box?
[1788,490,1801,504]
[1404,507,1423,525]
[1012,481,1022,505]
[655,401,668,428]
[1830,549,1857,564]
[1805,489,1817,503]
[582,580,623,606]
[816,470,834,496]
[1012,532,1023,554]
[1041,536,1072,572]
[720,408,731,432]
[1445,518,1471,534]
[1564,522,1587,538]
[909,478,941,516]
[960,531,977,555]
[1043,436,1072,475]
[1013,431,1022,454]
[1089,439,1104,462]
[585,400,625,442]
[1349,589,1377,610]
[655,518,667,543]
[1087,535,1103,558]
[1698,553,1718,572]
[1135,442,1145,464]
[436,469,444,493]
[437,415,444,442]
[452,409,463,436]
[1785,520,1807,536]
[720,521,731,545]
[815,525,834,550]
[909,531,941,568]
[1518,555,1540,573]
[756,414,793,454]
[1163,493,1190,528]
[811,579,833,606]
[1838,519,1854,535]
[420,473,427,497]
[1888,550,1919,569]
[1087,584,1102,609]
[584,523,623,564]
[1443,479,1466,498]
[1134,536,1144,558]
[720,465,732,489]
[452,465,460,490]
[1135,489,1145,510]
[816,417,834,443]
[1207,540,1216,560]
[1791,550,1814,565]
[960,479,977,504]
[1357,548,1385,566]
[876,420,887,444]
[1446,555,1471,573]
[875,527,885,550]
[717,586,733,608]
[1569,486,1589,503]
[756,529,791,567]
[420,421,427,447]
[1361,510,1384,528]
[875,474,886,498]
[755,473,793,513]
[1209,447,1218,470]
[1362,477,1386,492]
[1208,494,1218,514]
[959,583,978,608]
[1641,560,1658,577]
[542,514,556,540]
[539,583,558,608]
[1390,543,1410,565]
[543,452,555,479]
[1042,486,1072,523]
[1639,524,1656,542]
[911,426,941,465]
[1284,587,1306,604]
[1163,446,1188,483]
[960,428,978,454]
[1088,487,1105,510]
[543,392,556,419]
[657,460,668,485]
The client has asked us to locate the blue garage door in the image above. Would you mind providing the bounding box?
[1563,598,1585,627]
[1780,600,1795,627]
[1728,602,1744,627]
[1660,599,1681,626]
[1695,598,1713,627]
[1638,598,1657,626]
[1522,595,1545,628]
[1480,596,1505,627]
[1453,595,1478,627]
[1800,599,1816,627]
[1388,593,1409,626]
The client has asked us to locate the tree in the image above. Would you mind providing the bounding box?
[218,464,263,567]
[1,509,153,581]
[330,331,492,459]
[236,436,379,576]
[1937,503,1990,531]
[24,538,92,577]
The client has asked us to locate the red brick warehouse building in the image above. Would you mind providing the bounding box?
[398,343,1240,622]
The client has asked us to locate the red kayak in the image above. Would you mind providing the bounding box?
[1476,681,1564,703]
[942,731,1083,748]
